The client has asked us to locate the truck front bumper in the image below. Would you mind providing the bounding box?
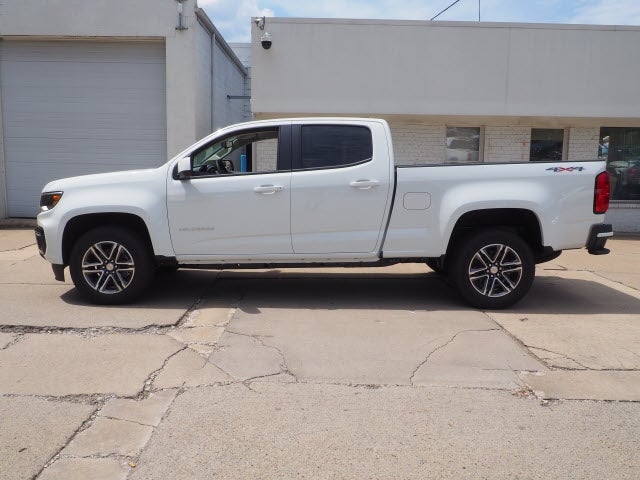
[34,226,46,257]
[35,226,65,282]
[587,223,613,255]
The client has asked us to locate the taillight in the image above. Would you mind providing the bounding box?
[594,171,610,214]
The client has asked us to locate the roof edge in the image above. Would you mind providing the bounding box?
[195,8,247,75]
[255,17,640,32]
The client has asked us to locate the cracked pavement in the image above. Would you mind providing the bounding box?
[0,228,639,479]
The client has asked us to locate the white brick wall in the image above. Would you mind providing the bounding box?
[484,126,531,163]
[250,123,602,170]
[254,138,278,171]
[567,127,599,161]
[388,123,445,165]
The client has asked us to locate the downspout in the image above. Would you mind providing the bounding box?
[0,46,7,219]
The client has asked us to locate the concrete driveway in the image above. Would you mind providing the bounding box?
[0,227,639,479]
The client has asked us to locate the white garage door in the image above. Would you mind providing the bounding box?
[0,40,166,217]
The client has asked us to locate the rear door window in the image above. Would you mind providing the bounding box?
[298,125,373,170]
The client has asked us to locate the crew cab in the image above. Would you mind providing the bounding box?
[35,118,613,309]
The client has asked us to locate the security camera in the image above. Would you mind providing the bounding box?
[261,32,272,50]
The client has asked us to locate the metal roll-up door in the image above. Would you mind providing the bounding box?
[0,40,167,217]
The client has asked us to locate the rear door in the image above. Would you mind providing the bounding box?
[290,121,393,254]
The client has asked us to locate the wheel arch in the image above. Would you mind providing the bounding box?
[444,208,543,263]
[62,213,154,266]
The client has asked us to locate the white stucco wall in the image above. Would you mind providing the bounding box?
[251,19,640,122]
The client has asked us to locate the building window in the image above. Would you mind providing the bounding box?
[530,129,564,161]
[600,127,640,201]
[446,127,481,163]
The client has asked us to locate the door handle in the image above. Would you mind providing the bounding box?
[253,185,284,194]
[349,179,380,190]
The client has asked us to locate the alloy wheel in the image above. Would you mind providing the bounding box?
[81,241,135,294]
[467,243,523,298]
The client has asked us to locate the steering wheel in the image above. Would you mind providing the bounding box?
[216,159,235,174]
[198,164,217,175]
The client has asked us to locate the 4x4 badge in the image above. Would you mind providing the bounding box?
[546,167,585,172]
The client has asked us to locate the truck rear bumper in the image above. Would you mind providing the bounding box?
[587,223,613,255]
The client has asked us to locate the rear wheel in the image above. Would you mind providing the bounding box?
[450,229,534,309]
[69,226,154,304]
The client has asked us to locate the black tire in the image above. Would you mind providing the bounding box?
[449,229,535,309]
[69,226,154,305]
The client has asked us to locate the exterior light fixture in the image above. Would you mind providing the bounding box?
[254,16,271,49]
[176,0,188,31]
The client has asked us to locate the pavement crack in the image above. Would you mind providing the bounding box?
[225,329,298,382]
[1,393,111,405]
[0,241,36,253]
[137,346,189,399]
[481,311,552,367]
[32,401,105,480]
[1,332,24,350]
[525,345,591,370]
[409,328,499,385]
[0,324,183,337]
[243,372,291,388]
[174,296,207,328]
[174,272,226,328]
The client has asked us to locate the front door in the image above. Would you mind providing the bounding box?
[167,126,293,257]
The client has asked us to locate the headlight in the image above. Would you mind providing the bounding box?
[40,191,63,212]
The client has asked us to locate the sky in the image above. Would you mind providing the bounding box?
[199,0,640,43]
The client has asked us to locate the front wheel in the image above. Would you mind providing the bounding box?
[450,229,535,309]
[69,226,154,305]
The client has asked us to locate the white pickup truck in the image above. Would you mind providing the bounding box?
[36,118,613,309]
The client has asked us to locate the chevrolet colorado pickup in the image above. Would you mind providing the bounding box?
[35,118,613,309]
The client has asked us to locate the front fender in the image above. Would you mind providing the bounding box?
[37,168,173,264]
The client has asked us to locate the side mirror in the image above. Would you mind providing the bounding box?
[176,156,192,180]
